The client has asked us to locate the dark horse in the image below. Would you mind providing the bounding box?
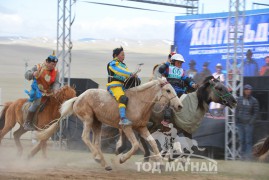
[0,85,76,159]
[117,76,237,161]
[253,136,269,161]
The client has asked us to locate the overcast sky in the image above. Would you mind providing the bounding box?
[0,0,268,40]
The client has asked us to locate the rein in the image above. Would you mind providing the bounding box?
[210,84,232,104]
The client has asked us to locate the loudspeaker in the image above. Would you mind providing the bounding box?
[64,78,99,96]
[252,91,269,121]
[244,76,269,121]
[254,121,269,144]
[244,76,269,90]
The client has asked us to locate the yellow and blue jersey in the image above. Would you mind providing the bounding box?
[107,58,132,88]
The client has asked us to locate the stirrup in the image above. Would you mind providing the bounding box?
[23,122,35,131]
[119,118,132,126]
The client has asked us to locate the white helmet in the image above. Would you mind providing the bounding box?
[171,54,185,62]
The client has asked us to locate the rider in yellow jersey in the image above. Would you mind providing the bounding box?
[107,47,133,126]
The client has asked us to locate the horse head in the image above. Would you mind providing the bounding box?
[200,76,237,109]
[157,77,182,112]
[54,85,76,103]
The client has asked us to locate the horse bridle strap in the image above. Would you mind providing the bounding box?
[210,84,232,104]
[160,81,170,88]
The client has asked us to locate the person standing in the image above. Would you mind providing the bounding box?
[259,56,269,76]
[194,62,212,85]
[244,49,259,76]
[235,84,259,160]
[210,63,225,116]
[186,60,198,79]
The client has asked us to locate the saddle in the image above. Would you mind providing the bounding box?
[22,97,49,126]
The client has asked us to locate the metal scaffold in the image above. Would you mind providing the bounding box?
[56,0,76,148]
[57,0,75,87]
[225,0,245,160]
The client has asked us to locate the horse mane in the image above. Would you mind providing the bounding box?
[128,80,158,92]
[196,76,214,111]
[54,85,76,103]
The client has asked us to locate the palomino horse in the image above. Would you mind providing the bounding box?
[36,78,182,171]
[117,76,237,161]
[0,85,76,158]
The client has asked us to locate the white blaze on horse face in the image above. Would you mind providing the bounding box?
[164,83,182,112]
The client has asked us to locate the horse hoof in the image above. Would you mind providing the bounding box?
[105,166,112,171]
[119,157,124,164]
[94,158,101,164]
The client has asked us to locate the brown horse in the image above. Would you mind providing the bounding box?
[36,78,182,171]
[0,85,76,158]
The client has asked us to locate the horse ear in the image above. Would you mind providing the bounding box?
[161,76,167,81]
[72,84,76,90]
[209,78,216,85]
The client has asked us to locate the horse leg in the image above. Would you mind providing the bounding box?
[13,125,27,156]
[28,141,43,159]
[115,129,129,155]
[119,126,139,164]
[41,140,48,159]
[91,120,112,171]
[81,120,109,170]
[140,136,151,162]
[137,126,162,163]
[0,119,16,144]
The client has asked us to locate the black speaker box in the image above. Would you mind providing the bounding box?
[64,78,99,96]
[244,76,269,90]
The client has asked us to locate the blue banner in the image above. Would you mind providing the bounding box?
[174,9,269,77]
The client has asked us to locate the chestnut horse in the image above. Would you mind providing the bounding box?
[0,85,76,158]
[36,78,182,171]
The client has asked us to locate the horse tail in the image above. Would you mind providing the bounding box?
[35,97,78,141]
[0,102,12,130]
[60,97,78,117]
[253,136,269,158]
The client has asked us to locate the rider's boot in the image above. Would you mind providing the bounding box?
[23,111,35,131]
[119,107,132,126]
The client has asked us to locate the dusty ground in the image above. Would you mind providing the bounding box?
[0,139,269,180]
[1,40,269,180]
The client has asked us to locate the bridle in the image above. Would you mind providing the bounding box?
[210,84,233,106]
[158,81,178,102]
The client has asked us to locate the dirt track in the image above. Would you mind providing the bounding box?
[0,139,269,180]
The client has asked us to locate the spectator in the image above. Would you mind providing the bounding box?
[193,62,212,85]
[210,63,225,116]
[244,49,259,76]
[186,60,198,79]
[235,84,259,160]
[259,56,269,76]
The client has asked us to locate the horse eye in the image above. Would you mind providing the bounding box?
[166,89,171,93]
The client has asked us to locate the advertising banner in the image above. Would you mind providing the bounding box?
[174,9,269,77]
